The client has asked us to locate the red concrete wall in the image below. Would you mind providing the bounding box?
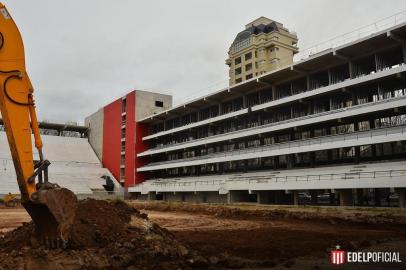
[124,91,136,187]
[102,98,122,181]
[101,90,150,187]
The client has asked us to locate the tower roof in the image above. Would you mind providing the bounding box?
[232,20,279,45]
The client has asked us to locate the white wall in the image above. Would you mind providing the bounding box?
[84,108,104,161]
[0,132,117,195]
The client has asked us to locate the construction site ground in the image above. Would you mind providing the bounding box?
[1,202,406,269]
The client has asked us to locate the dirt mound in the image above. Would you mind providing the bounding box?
[0,199,215,270]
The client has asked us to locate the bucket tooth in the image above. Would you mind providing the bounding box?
[23,187,78,248]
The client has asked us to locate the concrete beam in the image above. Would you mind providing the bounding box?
[203,96,222,104]
[333,50,350,61]
[183,104,200,110]
[387,31,406,44]
[396,188,406,209]
[256,78,274,86]
[227,87,246,96]
[150,115,168,121]
[290,65,308,75]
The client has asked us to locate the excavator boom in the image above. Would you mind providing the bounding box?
[0,3,77,247]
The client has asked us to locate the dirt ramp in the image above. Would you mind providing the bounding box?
[0,199,211,270]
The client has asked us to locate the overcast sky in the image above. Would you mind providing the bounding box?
[2,0,406,124]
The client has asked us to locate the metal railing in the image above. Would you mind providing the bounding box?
[142,122,406,169]
[295,10,406,61]
[145,93,406,154]
[141,169,406,189]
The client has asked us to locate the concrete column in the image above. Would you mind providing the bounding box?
[293,191,299,206]
[349,61,354,79]
[352,122,360,163]
[308,100,313,115]
[309,152,316,167]
[273,156,279,169]
[338,189,353,206]
[306,75,310,90]
[271,86,276,101]
[243,160,248,172]
[219,163,224,174]
[398,188,406,208]
[354,146,360,164]
[287,154,295,169]
[242,95,247,108]
[328,69,332,85]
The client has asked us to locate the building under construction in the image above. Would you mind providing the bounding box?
[86,18,406,208]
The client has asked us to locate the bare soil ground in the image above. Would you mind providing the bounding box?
[1,202,406,269]
[132,201,406,269]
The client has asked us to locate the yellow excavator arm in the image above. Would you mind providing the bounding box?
[0,3,77,248]
[0,2,42,201]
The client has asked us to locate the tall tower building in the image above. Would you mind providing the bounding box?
[226,17,298,86]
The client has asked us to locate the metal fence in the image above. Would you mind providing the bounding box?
[143,124,406,169]
[144,169,406,189]
[295,10,406,61]
[147,94,406,154]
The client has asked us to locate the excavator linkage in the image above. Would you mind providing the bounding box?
[0,3,79,247]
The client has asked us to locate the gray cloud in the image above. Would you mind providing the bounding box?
[2,0,405,123]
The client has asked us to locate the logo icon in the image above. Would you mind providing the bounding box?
[331,245,346,265]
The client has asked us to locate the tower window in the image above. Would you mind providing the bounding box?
[155,101,164,107]
[245,52,252,61]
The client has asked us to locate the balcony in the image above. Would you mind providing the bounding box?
[138,125,406,172]
[129,160,406,193]
[142,64,406,144]
[138,95,406,157]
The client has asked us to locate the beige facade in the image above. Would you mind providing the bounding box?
[135,90,172,121]
[226,17,298,86]
[84,109,104,161]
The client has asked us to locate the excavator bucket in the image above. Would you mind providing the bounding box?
[23,187,78,248]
